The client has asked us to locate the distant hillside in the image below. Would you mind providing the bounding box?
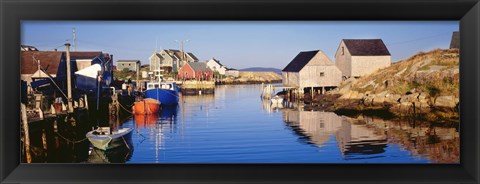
[240,67,282,74]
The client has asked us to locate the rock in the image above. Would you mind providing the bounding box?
[372,91,388,105]
[350,91,360,100]
[434,96,456,108]
[390,102,412,114]
[372,95,385,105]
[400,93,420,103]
[385,94,401,103]
[363,95,374,106]
[415,101,431,113]
[338,91,351,100]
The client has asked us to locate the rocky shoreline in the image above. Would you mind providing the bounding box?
[299,49,460,123]
[301,92,459,123]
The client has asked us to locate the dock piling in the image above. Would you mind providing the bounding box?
[21,104,32,163]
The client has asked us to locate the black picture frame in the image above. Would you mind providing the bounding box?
[1,0,479,183]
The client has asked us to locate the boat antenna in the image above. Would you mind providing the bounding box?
[73,27,77,51]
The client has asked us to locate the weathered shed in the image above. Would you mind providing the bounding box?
[116,60,141,71]
[282,50,342,94]
[335,39,391,78]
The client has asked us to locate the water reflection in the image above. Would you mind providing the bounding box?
[336,118,387,160]
[282,107,459,163]
[283,109,342,146]
[87,146,133,163]
[355,115,460,163]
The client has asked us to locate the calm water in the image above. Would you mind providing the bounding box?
[106,84,458,164]
[24,84,460,163]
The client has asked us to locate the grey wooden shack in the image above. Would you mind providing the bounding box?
[117,60,141,71]
[282,50,342,94]
[335,39,391,78]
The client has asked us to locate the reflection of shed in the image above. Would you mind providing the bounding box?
[283,110,342,146]
[336,119,387,158]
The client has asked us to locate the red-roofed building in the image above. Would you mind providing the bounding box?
[177,62,213,80]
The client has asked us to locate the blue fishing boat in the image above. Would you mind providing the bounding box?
[144,81,179,106]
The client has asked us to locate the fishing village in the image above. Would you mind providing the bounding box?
[20,24,460,164]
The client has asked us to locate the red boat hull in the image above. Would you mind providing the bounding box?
[132,98,160,115]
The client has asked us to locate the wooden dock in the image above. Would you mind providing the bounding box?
[180,80,215,95]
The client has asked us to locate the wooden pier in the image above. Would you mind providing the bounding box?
[180,80,215,95]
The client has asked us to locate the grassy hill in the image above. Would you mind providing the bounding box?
[331,48,459,122]
[347,49,459,97]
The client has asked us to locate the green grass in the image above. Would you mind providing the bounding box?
[418,65,430,71]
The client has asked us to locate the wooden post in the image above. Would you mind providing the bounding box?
[65,43,73,113]
[311,87,314,102]
[84,94,89,110]
[21,104,32,163]
[42,129,47,157]
[261,83,264,98]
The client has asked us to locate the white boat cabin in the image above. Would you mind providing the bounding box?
[146,82,176,91]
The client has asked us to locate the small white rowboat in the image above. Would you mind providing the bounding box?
[86,127,133,151]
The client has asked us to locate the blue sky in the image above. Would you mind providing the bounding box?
[22,21,458,69]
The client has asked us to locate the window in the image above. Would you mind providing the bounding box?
[341,46,345,55]
[129,64,131,66]
[320,72,325,77]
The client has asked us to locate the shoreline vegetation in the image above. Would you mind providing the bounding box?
[300,49,459,123]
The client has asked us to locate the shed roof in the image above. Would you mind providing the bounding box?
[342,39,391,56]
[208,58,223,66]
[282,50,319,72]
[167,49,199,61]
[154,53,165,59]
[187,62,212,72]
[21,51,63,74]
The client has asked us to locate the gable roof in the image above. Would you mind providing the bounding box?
[450,32,459,49]
[186,52,199,61]
[342,39,391,56]
[187,62,212,72]
[21,51,63,74]
[154,53,164,59]
[282,50,319,72]
[208,58,223,66]
[166,49,199,61]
